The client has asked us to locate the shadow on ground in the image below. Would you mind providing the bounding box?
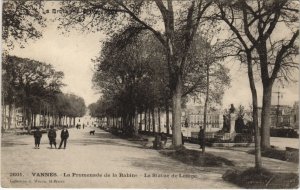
[2,140,29,147]
[70,131,144,149]
[127,155,230,175]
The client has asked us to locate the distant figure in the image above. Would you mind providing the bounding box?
[48,126,57,149]
[181,132,184,145]
[184,119,189,128]
[198,126,204,149]
[161,132,168,146]
[83,124,85,129]
[33,128,42,149]
[90,130,95,135]
[58,126,69,149]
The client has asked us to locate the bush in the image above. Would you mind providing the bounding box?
[247,148,288,162]
[223,167,299,188]
[160,148,234,167]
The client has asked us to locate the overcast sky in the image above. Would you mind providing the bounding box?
[8,2,299,108]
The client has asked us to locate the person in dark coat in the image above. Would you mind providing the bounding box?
[181,132,184,145]
[198,126,205,149]
[58,127,69,149]
[161,132,168,146]
[33,128,42,149]
[48,126,57,149]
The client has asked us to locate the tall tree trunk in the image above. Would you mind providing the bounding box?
[23,106,27,129]
[247,54,262,169]
[158,107,161,133]
[144,109,147,132]
[202,63,210,153]
[148,109,151,132]
[34,114,37,128]
[31,113,34,128]
[261,83,273,149]
[59,116,62,127]
[165,100,170,134]
[8,103,13,129]
[172,75,183,147]
[47,107,50,128]
[134,110,139,135]
[139,112,142,131]
[26,107,32,132]
[52,114,54,126]
[152,107,155,133]
[2,96,6,130]
[53,115,56,127]
[112,116,115,128]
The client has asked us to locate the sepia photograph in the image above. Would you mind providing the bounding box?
[1,0,299,188]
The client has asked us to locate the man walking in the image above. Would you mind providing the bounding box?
[58,126,69,149]
[198,126,204,149]
[48,126,57,149]
[33,127,42,149]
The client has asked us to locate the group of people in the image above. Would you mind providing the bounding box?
[33,126,69,149]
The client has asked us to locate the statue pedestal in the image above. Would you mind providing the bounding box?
[229,113,236,134]
[227,113,237,141]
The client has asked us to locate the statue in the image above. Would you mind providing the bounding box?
[229,104,236,114]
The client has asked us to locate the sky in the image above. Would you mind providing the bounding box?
[7,2,299,108]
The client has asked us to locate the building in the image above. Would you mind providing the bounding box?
[181,106,223,138]
[270,105,293,128]
[2,104,23,129]
[242,101,299,129]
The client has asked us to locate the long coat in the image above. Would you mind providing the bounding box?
[60,129,69,139]
[48,129,57,139]
[198,129,204,145]
[34,130,42,139]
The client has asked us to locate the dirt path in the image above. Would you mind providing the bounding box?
[1,127,237,188]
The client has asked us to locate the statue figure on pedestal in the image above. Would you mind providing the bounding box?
[229,104,236,134]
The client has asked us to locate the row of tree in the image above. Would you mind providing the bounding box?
[58,0,298,147]
[89,30,230,137]
[2,55,86,130]
[2,0,298,169]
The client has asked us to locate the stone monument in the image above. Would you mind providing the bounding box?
[228,104,237,140]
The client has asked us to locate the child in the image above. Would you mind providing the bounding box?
[48,126,57,149]
[34,128,42,149]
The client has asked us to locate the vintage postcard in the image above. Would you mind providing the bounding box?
[1,0,299,188]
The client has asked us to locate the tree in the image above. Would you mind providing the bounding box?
[60,0,213,147]
[92,30,167,135]
[2,55,64,130]
[214,0,299,168]
[2,0,45,48]
[185,36,230,153]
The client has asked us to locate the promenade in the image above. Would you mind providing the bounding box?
[1,127,298,188]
